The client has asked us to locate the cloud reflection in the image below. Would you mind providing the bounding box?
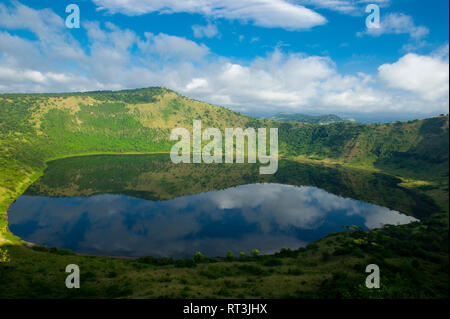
[8,183,417,257]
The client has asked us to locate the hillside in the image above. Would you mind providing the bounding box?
[270,112,354,124]
[1,88,448,238]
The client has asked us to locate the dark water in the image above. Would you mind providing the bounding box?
[7,155,426,258]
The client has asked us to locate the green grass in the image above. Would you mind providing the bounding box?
[0,217,447,299]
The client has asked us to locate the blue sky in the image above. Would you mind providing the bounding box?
[0,0,448,120]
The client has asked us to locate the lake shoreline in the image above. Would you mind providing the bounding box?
[1,152,444,258]
[5,152,430,258]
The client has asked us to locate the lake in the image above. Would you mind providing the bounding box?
[8,154,432,258]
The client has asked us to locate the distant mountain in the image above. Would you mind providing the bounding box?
[270,112,355,124]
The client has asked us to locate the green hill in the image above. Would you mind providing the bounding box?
[0,88,448,298]
[270,112,354,124]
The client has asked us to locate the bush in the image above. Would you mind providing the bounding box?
[237,264,270,276]
[199,266,235,279]
[263,258,283,267]
[104,284,133,298]
[351,248,364,258]
[321,251,331,262]
[193,252,204,263]
[275,247,298,258]
[287,268,304,276]
[48,247,74,255]
[0,248,10,263]
[333,246,352,256]
[137,256,174,266]
[55,249,74,255]
[225,251,234,261]
[31,246,49,252]
[306,243,319,251]
[174,259,197,268]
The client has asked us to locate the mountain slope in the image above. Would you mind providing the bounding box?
[1,87,448,170]
[0,87,448,299]
[270,112,354,124]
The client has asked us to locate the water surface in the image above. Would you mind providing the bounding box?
[8,155,429,257]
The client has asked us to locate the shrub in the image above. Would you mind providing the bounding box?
[237,264,270,276]
[199,266,235,279]
[137,255,174,266]
[275,247,298,258]
[0,248,10,263]
[225,251,234,261]
[333,246,352,256]
[46,247,74,255]
[263,258,283,267]
[306,243,319,251]
[55,249,74,256]
[351,248,364,258]
[287,268,304,276]
[193,252,204,263]
[104,284,133,298]
[321,251,331,262]
[31,246,49,252]
[174,258,197,268]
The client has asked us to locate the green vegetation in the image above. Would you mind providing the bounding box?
[0,217,447,298]
[270,112,354,124]
[0,87,448,298]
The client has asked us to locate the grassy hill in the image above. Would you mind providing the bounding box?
[2,88,446,221]
[270,112,354,124]
[0,87,448,298]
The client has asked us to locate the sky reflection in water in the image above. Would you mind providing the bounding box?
[8,183,417,257]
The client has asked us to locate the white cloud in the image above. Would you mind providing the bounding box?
[379,53,449,101]
[185,78,209,91]
[0,66,108,93]
[93,0,327,30]
[171,49,448,115]
[187,54,377,113]
[297,0,391,14]
[0,67,44,83]
[299,0,360,14]
[358,13,429,39]
[0,2,448,118]
[0,2,85,62]
[0,31,43,69]
[0,2,62,36]
[192,23,219,38]
[138,32,210,61]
